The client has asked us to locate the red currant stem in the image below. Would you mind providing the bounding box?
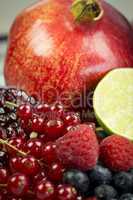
[0,139,27,157]
[0,184,7,188]
[5,101,18,108]
[96,127,104,132]
[0,139,45,168]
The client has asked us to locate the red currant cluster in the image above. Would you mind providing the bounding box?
[0,141,79,199]
[0,91,84,200]
[18,102,80,141]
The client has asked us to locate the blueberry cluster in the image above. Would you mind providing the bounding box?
[63,164,133,200]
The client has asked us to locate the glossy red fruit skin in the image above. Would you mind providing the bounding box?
[10,157,22,173]
[19,156,40,176]
[44,119,64,141]
[26,138,43,158]
[8,173,29,197]
[33,171,47,187]
[41,143,57,164]
[35,180,55,200]
[56,184,77,200]
[47,162,64,182]
[0,168,8,184]
[17,104,32,120]
[31,116,44,134]
[8,137,26,156]
[4,0,133,105]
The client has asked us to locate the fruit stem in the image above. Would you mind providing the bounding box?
[5,101,18,108]
[96,127,104,132]
[71,0,104,22]
[0,184,7,188]
[0,139,27,157]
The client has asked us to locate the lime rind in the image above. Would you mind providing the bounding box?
[93,68,133,141]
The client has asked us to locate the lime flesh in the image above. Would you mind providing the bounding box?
[93,68,133,141]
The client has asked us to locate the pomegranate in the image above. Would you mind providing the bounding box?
[4,0,133,108]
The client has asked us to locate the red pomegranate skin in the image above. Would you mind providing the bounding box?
[4,0,133,105]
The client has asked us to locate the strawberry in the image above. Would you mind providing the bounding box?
[100,135,133,171]
[55,124,99,171]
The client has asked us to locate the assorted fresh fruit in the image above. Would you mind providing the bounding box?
[2,0,133,199]
[0,86,132,200]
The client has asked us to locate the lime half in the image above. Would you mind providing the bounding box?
[93,68,133,141]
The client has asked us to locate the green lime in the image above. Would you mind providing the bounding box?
[93,68,133,141]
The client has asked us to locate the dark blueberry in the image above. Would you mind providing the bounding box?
[95,184,118,200]
[16,89,36,105]
[0,162,4,168]
[113,172,133,193]
[119,193,133,200]
[0,151,8,167]
[0,114,9,127]
[6,126,17,138]
[89,165,112,186]
[129,168,133,175]
[63,169,90,196]
[8,112,17,121]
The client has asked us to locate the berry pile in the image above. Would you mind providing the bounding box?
[0,87,133,200]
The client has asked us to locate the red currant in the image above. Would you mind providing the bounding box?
[64,112,80,126]
[0,168,8,184]
[41,143,57,164]
[31,116,44,133]
[8,173,29,197]
[19,156,40,176]
[50,102,64,117]
[35,180,55,200]
[33,171,47,186]
[47,162,64,182]
[10,157,22,173]
[35,103,50,114]
[44,119,64,140]
[17,104,32,120]
[8,137,26,155]
[56,184,77,200]
[39,134,47,143]
[26,138,43,158]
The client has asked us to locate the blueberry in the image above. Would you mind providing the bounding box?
[129,168,133,175]
[89,165,112,186]
[119,193,133,200]
[63,169,90,196]
[113,172,133,193]
[95,184,118,200]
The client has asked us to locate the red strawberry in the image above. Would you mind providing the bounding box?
[55,124,99,171]
[100,135,133,171]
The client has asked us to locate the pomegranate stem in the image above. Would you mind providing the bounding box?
[71,0,104,22]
